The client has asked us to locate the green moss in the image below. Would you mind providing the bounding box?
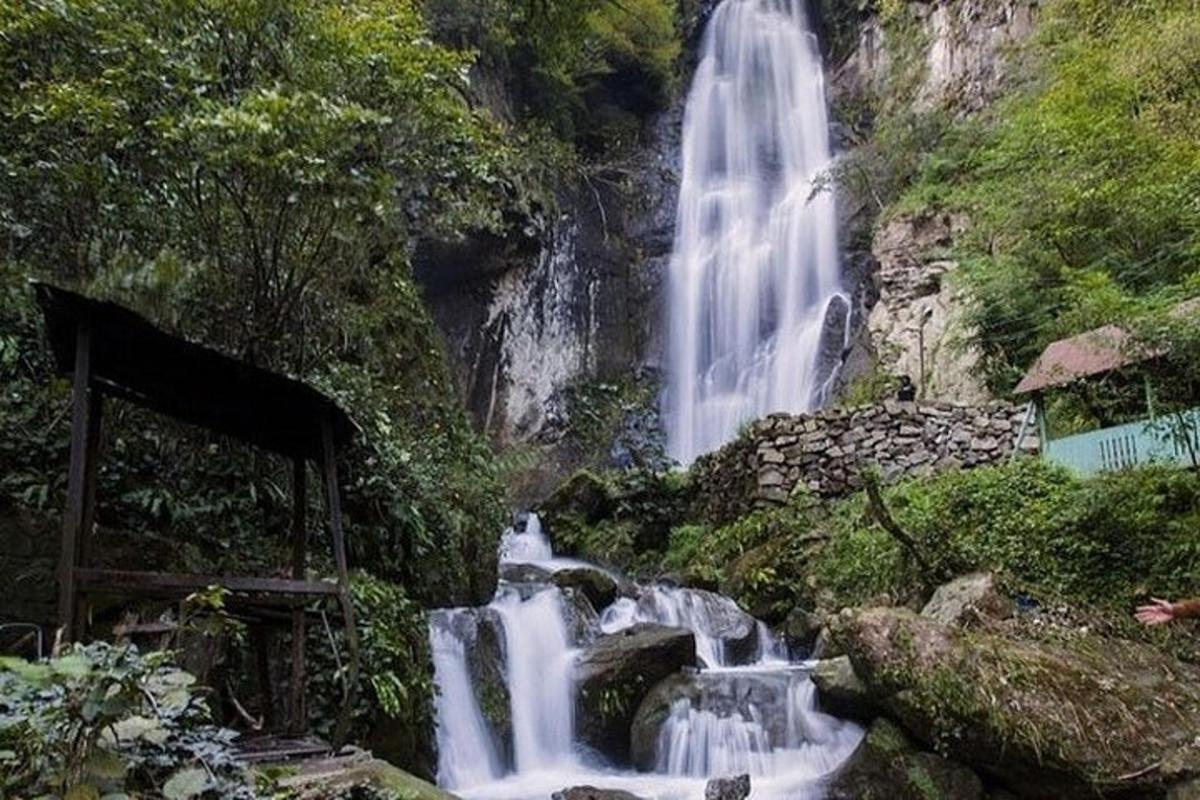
[906,763,941,800]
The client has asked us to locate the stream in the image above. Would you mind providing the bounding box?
[428,516,864,800]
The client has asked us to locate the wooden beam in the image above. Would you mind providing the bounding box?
[321,419,359,747]
[74,391,104,636]
[58,323,92,642]
[74,568,340,597]
[289,457,307,736]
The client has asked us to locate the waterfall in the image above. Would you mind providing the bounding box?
[499,514,554,565]
[490,585,577,772]
[654,670,864,786]
[656,698,775,778]
[666,0,848,464]
[430,612,504,790]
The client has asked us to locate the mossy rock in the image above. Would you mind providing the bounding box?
[825,718,983,800]
[832,607,1200,798]
[552,566,624,611]
[574,623,696,764]
[541,470,615,527]
[262,751,460,800]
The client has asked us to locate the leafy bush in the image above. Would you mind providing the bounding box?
[894,0,1200,389]
[306,574,435,776]
[812,460,1200,612]
[423,0,680,151]
[0,643,252,799]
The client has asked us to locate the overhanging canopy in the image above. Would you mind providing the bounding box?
[1015,298,1200,395]
[1013,325,1140,395]
[34,282,355,461]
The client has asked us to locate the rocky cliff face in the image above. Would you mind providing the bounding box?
[830,0,1040,403]
[417,109,680,460]
[420,0,1042,473]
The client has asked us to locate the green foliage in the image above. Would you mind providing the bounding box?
[0,0,509,606]
[813,460,1200,613]
[895,0,1200,389]
[307,574,435,774]
[540,467,692,576]
[0,643,252,799]
[422,0,681,152]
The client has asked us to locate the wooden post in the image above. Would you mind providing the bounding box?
[58,323,93,643]
[1036,395,1050,448]
[289,457,307,736]
[256,627,275,731]
[74,391,104,636]
[321,420,359,746]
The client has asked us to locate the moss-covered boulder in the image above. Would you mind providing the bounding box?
[539,469,695,575]
[810,656,876,722]
[552,787,647,800]
[466,609,511,765]
[574,623,696,764]
[824,718,983,800]
[263,750,460,799]
[832,607,1200,798]
[920,572,1013,627]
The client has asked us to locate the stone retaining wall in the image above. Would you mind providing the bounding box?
[693,401,1038,525]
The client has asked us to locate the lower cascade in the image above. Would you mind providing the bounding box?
[429,515,864,799]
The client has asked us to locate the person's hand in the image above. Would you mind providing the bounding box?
[1135,598,1176,626]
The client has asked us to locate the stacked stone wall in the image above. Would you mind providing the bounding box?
[693,401,1038,525]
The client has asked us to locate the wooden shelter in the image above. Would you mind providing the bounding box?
[1014,305,1199,474]
[35,282,359,738]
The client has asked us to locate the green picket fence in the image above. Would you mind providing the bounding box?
[1043,408,1200,476]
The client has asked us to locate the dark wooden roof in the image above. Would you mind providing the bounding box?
[34,283,355,461]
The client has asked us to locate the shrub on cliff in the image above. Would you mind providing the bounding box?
[897,0,1200,390]
[814,460,1200,614]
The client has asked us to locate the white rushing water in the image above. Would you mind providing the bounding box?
[666,0,848,464]
[429,513,863,799]
[490,585,577,773]
[429,612,504,791]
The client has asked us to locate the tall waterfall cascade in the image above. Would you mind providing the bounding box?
[429,514,863,799]
[666,0,848,464]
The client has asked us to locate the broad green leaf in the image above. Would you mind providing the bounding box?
[111,715,168,745]
[0,657,52,683]
[163,766,209,800]
[52,655,92,680]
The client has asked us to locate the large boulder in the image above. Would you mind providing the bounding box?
[779,606,824,653]
[552,788,646,800]
[466,608,511,763]
[921,572,1013,627]
[574,623,696,764]
[705,774,750,800]
[561,586,601,646]
[825,718,983,800]
[552,566,624,611]
[810,656,876,722]
[832,607,1200,798]
[499,562,554,585]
